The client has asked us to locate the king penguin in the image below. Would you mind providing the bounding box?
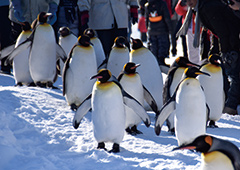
[163,57,200,133]
[83,28,106,69]
[118,62,159,135]
[12,22,34,86]
[155,67,210,146]
[72,69,150,153]
[197,54,225,128]
[58,27,78,75]
[173,135,240,170]
[4,12,67,88]
[130,38,163,111]
[106,36,130,77]
[62,35,97,111]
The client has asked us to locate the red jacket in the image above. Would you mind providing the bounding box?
[138,16,147,33]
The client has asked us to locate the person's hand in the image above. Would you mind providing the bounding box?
[130,6,138,25]
[81,10,89,32]
[48,2,58,25]
[12,0,25,22]
[229,0,240,10]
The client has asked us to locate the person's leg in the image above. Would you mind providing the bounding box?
[157,34,170,66]
[149,35,158,60]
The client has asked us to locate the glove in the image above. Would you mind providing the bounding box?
[12,0,25,22]
[130,6,138,25]
[81,10,89,33]
[48,2,58,25]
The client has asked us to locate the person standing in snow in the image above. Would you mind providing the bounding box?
[78,0,139,59]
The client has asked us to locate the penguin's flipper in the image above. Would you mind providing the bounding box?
[73,94,92,129]
[56,43,67,62]
[143,85,159,114]
[62,52,73,95]
[0,44,16,59]
[5,41,32,65]
[123,97,151,127]
[155,99,176,136]
[97,58,108,70]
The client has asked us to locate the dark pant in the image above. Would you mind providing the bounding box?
[96,27,128,59]
[149,34,170,65]
[0,6,12,72]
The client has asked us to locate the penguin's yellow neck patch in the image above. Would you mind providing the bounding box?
[204,64,221,73]
[125,73,136,77]
[96,81,115,90]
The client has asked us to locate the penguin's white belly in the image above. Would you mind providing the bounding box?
[13,32,33,84]
[59,35,77,74]
[175,79,206,145]
[65,47,97,106]
[201,151,234,170]
[130,49,163,110]
[92,83,125,143]
[13,47,32,84]
[91,38,105,67]
[107,48,129,77]
[198,67,224,121]
[30,26,56,82]
[120,74,144,128]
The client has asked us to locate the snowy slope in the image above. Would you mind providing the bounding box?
[0,24,240,170]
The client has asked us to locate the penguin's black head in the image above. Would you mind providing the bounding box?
[37,12,52,24]
[90,69,112,83]
[123,62,140,74]
[21,22,31,31]
[83,28,96,38]
[175,57,200,68]
[184,66,210,78]
[173,135,212,153]
[77,35,93,47]
[131,37,143,50]
[208,54,222,66]
[114,36,127,48]
[59,27,70,37]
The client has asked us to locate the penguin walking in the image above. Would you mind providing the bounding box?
[155,67,209,146]
[197,54,225,128]
[83,28,106,69]
[163,57,200,133]
[72,69,150,153]
[12,22,34,86]
[106,36,129,77]
[58,27,78,75]
[173,135,240,170]
[62,35,97,111]
[118,62,159,135]
[3,12,67,88]
[130,38,163,111]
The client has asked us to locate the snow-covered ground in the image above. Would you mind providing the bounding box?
[0,24,239,170]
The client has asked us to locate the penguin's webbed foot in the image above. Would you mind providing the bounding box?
[28,82,36,87]
[131,125,143,134]
[15,82,23,87]
[169,128,175,135]
[70,104,78,111]
[109,143,120,153]
[208,120,218,128]
[47,82,59,89]
[36,82,47,88]
[97,142,107,151]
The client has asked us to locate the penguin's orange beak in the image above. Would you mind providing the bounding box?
[43,13,52,18]
[131,64,141,69]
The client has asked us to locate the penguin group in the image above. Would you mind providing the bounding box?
[1,14,239,164]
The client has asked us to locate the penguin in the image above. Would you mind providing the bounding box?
[118,62,159,135]
[173,135,240,170]
[58,27,78,75]
[83,28,106,69]
[62,35,97,111]
[155,67,210,146]
[130,38,163,111]
[3,12,67,88]
[197,54,225,128]
[106,36,129,77]
[72,69,150,153]
[12,22,34,86]
[163,57,200,133]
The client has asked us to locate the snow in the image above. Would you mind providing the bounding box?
[0,24,240,170]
